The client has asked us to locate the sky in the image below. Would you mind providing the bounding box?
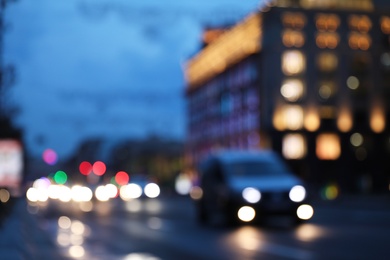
[4,0,260,159]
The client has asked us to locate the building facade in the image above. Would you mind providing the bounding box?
[185,0,390,192]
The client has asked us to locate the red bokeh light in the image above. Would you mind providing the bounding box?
[115,171,129,186]
[79,161,92,175]
[93,161,106,176]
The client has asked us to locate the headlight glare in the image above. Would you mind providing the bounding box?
[289,185,306,202]
[242,187,261,203]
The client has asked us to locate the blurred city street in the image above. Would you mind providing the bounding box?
[2,0,390,259]
[1,192,390,260]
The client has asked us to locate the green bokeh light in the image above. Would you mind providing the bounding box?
[54,170,67,184]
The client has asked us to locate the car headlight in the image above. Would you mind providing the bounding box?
[238,206,256,222]
[144,183,160,198]
[242,187,261,203]
[289,185,306,202]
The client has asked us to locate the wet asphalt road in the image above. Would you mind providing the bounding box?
[14,194,389,260]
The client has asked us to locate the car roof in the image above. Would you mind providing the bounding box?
[210,150,280,164]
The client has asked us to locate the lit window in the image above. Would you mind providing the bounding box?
[273,105,304,131]
[346,76,359,90]
[317,52,338,72]
[281,79,305,102]
[282,51,306,76]
[301,0,373,11]
[316,33,339,49]
[283,134,306,159]
[304,108,320,132]
[318,106,335,119]
[370,105,385,133]
[316,14,340,32]
[282,30,305,47]
[284,105,304,130]
[381,16,390,34]
[348,33,371,50]
[282,12,306,30]
[349,15,372,33]
[316,133,341,160]
[337,107,353,132]
[318,81,336,100]
[350,133,364,147]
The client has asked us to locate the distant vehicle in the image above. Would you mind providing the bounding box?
[123,174,160,199]
[194,150,313,225]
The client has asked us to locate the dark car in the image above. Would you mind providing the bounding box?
[194,150,313,225]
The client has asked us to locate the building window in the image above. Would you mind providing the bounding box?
[346,76,360,90]
[281,79,305,102]
[316,14,340,32]
[317,52,338,72]
[348,32,371,50]
[316,133,341,160]
[273,105,304,131]
[370,104,386,133]
[381,16,390,34]
[285,105,304,130]
[282,134,306,159]
[282,30,305,48]
[304,108,320,132]
[282,51,306,76]
[337,106,353,132]
[282,12,306,30]
[316,32,339,49]
[350,132,364,147]
[301,0,373,11]
[318,81,336,100]
[349,15,372,33]
[319,106,337,119]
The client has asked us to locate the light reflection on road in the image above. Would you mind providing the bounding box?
[33,197,334,260]
[56,216,90,259]
[223,224,325,259]
[124,199,162,214]
[295,223,328,242]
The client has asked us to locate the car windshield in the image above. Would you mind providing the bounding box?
[224,160,288,178]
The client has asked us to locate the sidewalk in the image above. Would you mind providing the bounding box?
[0,198,65,260]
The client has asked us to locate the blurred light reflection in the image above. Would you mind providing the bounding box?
[295,224,326,242]
[125,200,142,212]
[145,200,162,213]
[58,216,72,229]
[147,217,163,230]
[57,232,71,247]
[71,220,85,235]
[70,234,84,246]
[79,201,93,212]
[233,226,261,251]
[123,253,161,260]
[69,245,85,258]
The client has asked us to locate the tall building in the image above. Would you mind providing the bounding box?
[185,0,390,192]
